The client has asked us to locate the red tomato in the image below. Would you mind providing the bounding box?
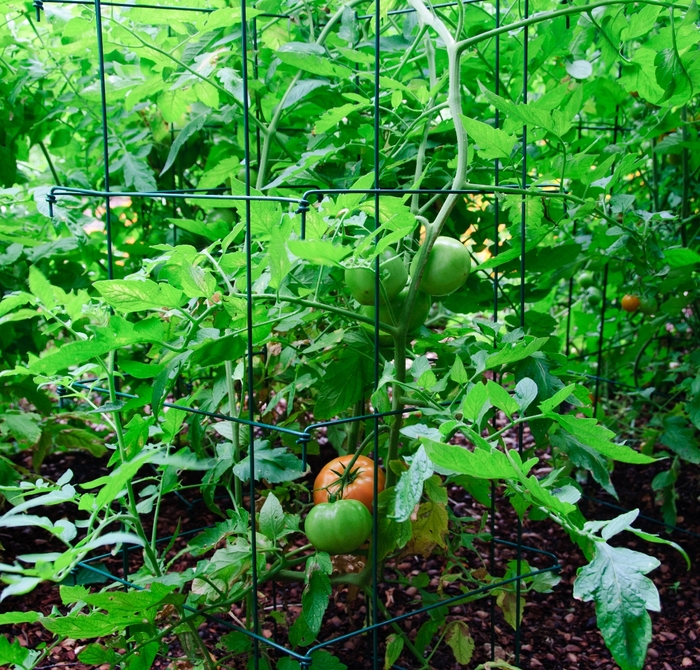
[313,455,385,512]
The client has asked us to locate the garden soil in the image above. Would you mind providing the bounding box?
[1,448,698,670]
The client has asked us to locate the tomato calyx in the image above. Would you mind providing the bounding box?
[318,463,363,503]
[313,454,385,512]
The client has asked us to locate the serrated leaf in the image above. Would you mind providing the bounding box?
[93,279,185,313]
[406,501,448,557]
[232,441,304,484]
[384,634,404,670]
[287,239,352,266]
[549,415,655,464]
[314,351,364,419]
[391,445,433,522]
[574,543,660,670]
[444,620,475,664]
[460,115,517,159]
[422,438,516,479]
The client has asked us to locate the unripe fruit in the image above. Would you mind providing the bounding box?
[639,296,658,315]
[345,250,407,306]
[410,237,471,297]
[586,287,603,306]
[578,271,595,289]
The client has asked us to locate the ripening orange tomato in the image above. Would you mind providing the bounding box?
[621,295,641,313]
[313,455,385,512]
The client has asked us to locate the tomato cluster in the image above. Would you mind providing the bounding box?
[304,455,384,555]
[345,236,472,342]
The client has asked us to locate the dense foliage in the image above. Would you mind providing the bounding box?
[0,0,698,667]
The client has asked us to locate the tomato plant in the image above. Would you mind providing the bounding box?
[410,236,471,297]
[304,499,373,555]
[313,455,385,512]
[0,0,696,668]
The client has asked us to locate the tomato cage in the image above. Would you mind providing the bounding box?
[21,0,694,668]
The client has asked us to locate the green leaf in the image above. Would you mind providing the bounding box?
[450,356,468,384]
[2,412,41,444]
[549,415,655,464]
[573,543,659,670]
[443,620,475,664]
[538,383,576,414]
[655,47,692,105]
[42,611,144,638]
[0,634,40,667]
[301,555,332,636]
[82,453,152,509]
[486,380,519,418]
[54,427,107,458]
[391,445,433,522]
[161,113,208,176]
[28,266,56,308]
[314,350,364,419]
[623,5,662,40]
[288,239,352,267]
[0,611,41,625]
[259,492,285,542]
[94,279,185,313]
[78,644,117,665]
[315,103,363,135]
[461,382,490,424]
[119,149,157,192]
[664,247,700,267]
[384,634,404,670]
[460,115,517,159]
[514,377,538,413]
[485,338,549,370]
[660,416,700,463]
[191,333,246,368]
[422,438,516,479]
[277,45,352,79]
[551,427,617,499]
[232,440,304,484]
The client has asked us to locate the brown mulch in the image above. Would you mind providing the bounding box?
[1,448,699,670]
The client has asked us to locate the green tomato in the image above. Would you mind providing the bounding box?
[359,288,432,344]
[345,250,408,305]
[208,207,236,225]
[578,271,595,289]
[586,287,603,306]
[410,237,471,297]
[639,296,658,315]
[304,499,372,555]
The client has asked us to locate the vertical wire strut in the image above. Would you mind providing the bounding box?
[680,105,689,246]
[94,0,128,584]
[371,1,381,666]
[94,0,114,282]
[593,96,620,416]
[514,0,529,662]
[489,0,501,660]
[564,119,583,358]
[241,1,260,665]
